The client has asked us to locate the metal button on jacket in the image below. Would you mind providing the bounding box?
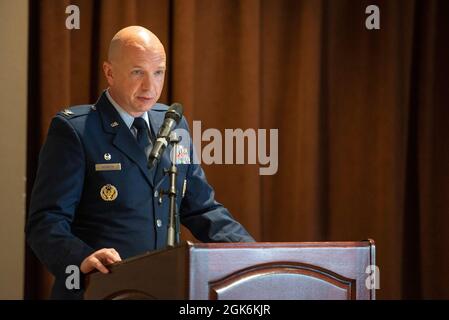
[156,219,162,227]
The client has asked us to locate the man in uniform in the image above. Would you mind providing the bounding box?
[26,26,254,299]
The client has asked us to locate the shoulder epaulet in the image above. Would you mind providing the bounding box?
[58,105,94,119]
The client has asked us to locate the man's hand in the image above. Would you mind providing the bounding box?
[80,248,122,274]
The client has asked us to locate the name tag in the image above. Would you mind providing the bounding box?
[95,163,122,171]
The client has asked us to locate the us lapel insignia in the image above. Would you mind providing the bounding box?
[110,121,119,127]
[100,184,118,201]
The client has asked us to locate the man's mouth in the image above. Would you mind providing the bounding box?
[137,96,152,101]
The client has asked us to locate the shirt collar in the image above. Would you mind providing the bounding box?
[105,89,150,129]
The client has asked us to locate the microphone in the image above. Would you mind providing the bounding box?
[148,103,184,169]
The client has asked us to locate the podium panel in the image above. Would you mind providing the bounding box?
[84,240,375,300]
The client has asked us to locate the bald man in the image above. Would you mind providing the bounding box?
[26,26,254,299]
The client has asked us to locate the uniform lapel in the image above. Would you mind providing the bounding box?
[96,92,155,188]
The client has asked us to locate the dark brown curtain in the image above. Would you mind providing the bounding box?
[26,0,449,299]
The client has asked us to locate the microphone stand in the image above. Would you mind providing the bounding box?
[159,132,182,247]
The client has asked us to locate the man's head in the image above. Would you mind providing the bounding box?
[103,26,166,117]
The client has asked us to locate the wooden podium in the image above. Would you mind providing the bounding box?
[84,240,376,300]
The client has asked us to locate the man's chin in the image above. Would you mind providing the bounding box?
[133,100,155,112]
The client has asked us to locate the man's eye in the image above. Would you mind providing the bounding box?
[155,70,165,76]
[132,70,143,75]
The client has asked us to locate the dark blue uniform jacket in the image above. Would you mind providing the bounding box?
[26,92,254,299]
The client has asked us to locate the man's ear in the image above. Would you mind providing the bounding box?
[103,61,114,86]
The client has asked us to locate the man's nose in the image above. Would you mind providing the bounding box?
[141,74,155,93]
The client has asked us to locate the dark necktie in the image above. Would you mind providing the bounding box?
[132,117,151,153]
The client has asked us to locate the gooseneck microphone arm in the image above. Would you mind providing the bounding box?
[165,132,182,247]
